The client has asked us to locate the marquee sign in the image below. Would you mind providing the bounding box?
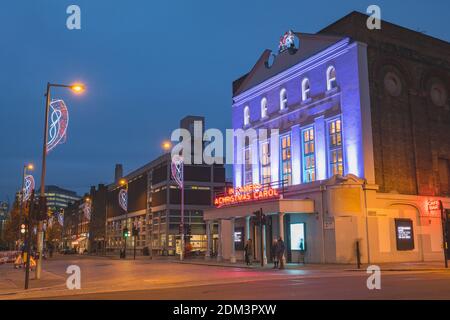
[23,174,35,202]
[214,183,280,208]
[118,188,128,212]
[47,99,69,153]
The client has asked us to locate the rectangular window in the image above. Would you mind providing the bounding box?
[280,134,292,186]
[244,147,252,185]
[302,127,316,183]
[260,141,271,185]
[328,118,343,176]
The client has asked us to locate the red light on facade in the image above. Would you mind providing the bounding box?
[427,200,442,213]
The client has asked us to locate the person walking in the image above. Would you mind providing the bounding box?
[271,239,279,269]
[244,239,253,266]
[276,237,286,269]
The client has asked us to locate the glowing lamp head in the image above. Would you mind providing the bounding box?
[26,163,34,171]
[119,179,127,186]
[85,197,91,203]
[162,141,172,151]
[71,83,85,93]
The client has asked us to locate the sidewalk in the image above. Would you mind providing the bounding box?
[0,265,65,296]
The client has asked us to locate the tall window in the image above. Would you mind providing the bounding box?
[280,134,292,186]
[244,147,252,185]
[261,97,268,118]
[301,78,310,101]
[327,66,337,91]
[302,127,315,183]
[328,118,343,176]
[280,88,287,110]
[260,141,271,185]
[244,106,250,126]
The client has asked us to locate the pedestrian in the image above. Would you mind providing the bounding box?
[277,237,286,269]
[244,239,253,265]
[271,239,279,269]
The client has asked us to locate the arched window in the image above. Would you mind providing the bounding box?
[280,88,288,110]
[244,106,250,126]
[301,78,310,101]
[261,97,268,118]
[326,66,337,91]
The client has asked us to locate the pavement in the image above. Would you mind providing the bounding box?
[0,254,449,300]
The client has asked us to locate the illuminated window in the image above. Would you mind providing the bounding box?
[261,97,268,118]
[328,118,343,176]
[302,127,315,183]
[301,78,310,101]
[244,106,250,126]
[326,66,337,91]
[280,134,292,186]
[260,141,271,185]
[280,88,287,110]
[244,147,253,185]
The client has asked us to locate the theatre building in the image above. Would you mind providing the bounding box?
[204,12,450,265]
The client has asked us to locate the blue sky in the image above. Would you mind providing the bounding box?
[0,0,448,202]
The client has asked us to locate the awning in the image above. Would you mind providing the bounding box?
[204,198,315,220]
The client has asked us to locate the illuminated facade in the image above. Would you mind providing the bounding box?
[204,13,450,265]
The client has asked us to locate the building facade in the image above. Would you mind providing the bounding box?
[43,185,80,213]
[104,116,227,256]
[204,12,450,265]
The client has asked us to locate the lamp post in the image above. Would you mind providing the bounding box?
[36,82,85,280]
[119,178,128,258]
[18,163,34,241]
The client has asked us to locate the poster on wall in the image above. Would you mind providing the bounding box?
[290,223,306,251]
[395,219,414,251]
[234,227,244,250]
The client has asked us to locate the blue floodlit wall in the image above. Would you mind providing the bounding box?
[231,38,372,188]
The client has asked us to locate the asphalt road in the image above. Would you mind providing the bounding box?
[46,270,450,300]
[1,255,450,300]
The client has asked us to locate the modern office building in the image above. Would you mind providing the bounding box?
[104,116,227,256]
[204,12,450,265]
[43,185,80,213]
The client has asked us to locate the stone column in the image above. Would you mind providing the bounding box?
[245,216,251,240]
[279,213,286,264]
[205,221,212,259]
[216,220,223,261]
[230,218,236,263]
[262,223,267,265]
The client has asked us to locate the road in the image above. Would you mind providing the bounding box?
[1,255,450,299]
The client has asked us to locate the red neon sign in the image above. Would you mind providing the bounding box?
[214,184,280,208]
[428,200,442,213]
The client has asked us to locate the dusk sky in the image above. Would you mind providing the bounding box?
[1,0,449,202]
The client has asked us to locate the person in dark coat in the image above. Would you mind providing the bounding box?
[271,239,279,269]
[244,239,253,265]
[276,237,286,269]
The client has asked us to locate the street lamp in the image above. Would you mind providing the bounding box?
[36,82,85,280]
[18,163,34,239]
[162,141,172,152]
